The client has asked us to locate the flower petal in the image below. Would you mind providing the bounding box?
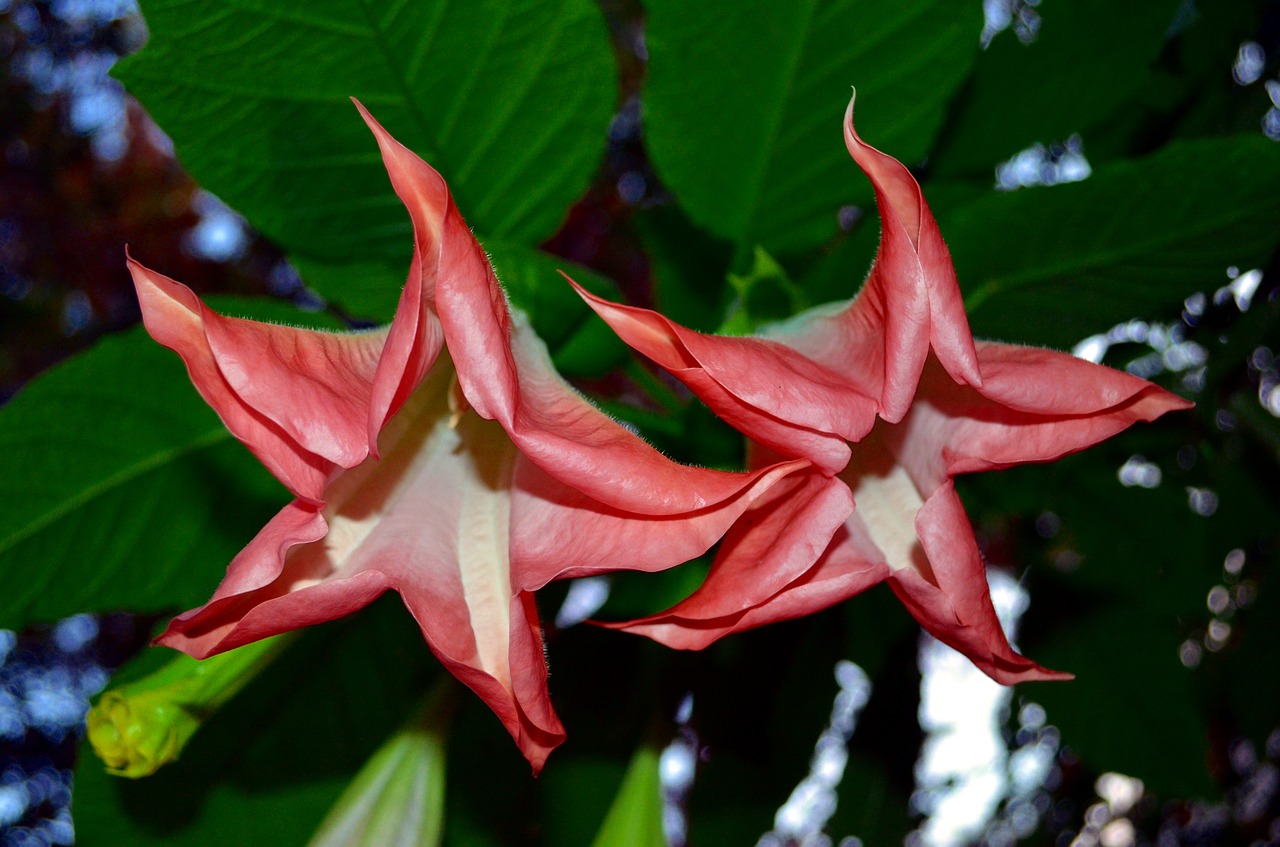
[352,102,449,444]
[758,94,982,423]
[596,469,864,649]
[154,500,390,656]
[128,257,387,502]
[504,308,810,513]
[889,482,1070,684]
[890,347,1193,493]
[510,453,814,591]
[606,508,888,650]
[571,282,872,475]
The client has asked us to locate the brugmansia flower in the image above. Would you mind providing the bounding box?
[572,93,1192,684]
[127,102,801,772]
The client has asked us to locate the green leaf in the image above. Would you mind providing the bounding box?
[116,0,617,261]
[643,0,979,254]
[306,681,455,847]
[1026,603,1212,798]
[949,136,1280,347]
[637,205,734,333]
[931,0,1181,176]
[721,247,805,335]
[293,244,628,377]
[0,298,338,629]
[589,745,664,847]
[73,597,437,846]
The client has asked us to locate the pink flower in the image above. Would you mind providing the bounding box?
[127,102,802,772]
[572,94,1192,684]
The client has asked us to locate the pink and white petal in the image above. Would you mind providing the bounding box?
[359,101,518,429]
[154,499,389,657]
[571,283,874,471]
[352,102,452,440]
[402,589,565,774]
[129,257,338,502]
[891,482,1069,685]
[198,310,387,469]
[893,348,1192,490]
[608,515,888,651]
[842,93,981,407]
[502,311,807,515]
[370,252,446,446]
[510,454,821,591]
[594,470,857,649]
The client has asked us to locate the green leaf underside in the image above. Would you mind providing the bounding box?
[588,745,664,847]
[0,300,336,629]
[643,0,979,255]
[948,136,1280,348]
[73,597,436,846]
[116,0,616,263]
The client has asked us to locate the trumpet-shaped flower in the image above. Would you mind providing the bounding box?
[572,94,1192,684]
[128,102,802,772]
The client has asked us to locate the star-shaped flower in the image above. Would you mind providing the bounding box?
[571,94,1191,683]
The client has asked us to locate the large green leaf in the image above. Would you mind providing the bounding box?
[931,0,1181,176]
[0,298,337,629]
[642,0,980,255]
[948,136,1280,348]
[73,597,437,846]
[1026,603,1211,798]
[116,0,617,262]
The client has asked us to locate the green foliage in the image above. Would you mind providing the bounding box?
[1028,604,1211,798]
[588,745,664,847]
[115,0,616,261]
[0,296,337,628]
[73,597,436,846]
[950,136,1280,347]
[931,0,1182,175]
[643,0,979,255]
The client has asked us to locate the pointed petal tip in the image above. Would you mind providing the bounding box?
[987,658,1074,685]
[586,616,722,651]
[561,271,608,307]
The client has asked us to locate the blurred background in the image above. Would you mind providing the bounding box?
[2,1,1279,846]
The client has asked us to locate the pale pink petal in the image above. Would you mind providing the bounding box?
[842,92,981,409]
[760,95,981,422]
[890,482,1070,684]
[359,104,781,514]
[353,102,448,443]
[355,102,514,426]
[510,453,815,591]
[571,282,873,475]
[502,310,811,513]
[596,470,861,649]
[890,348,1193,493]
[153,500,390,657]
[402,590,564,775]
[159,363,566,770]
[608,513,888,651]
[129,257,383,502]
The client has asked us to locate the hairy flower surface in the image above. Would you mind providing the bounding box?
[573,94,1192,684]
[128,102,801,771]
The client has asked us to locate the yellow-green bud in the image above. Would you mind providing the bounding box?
[86,634,294,778]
